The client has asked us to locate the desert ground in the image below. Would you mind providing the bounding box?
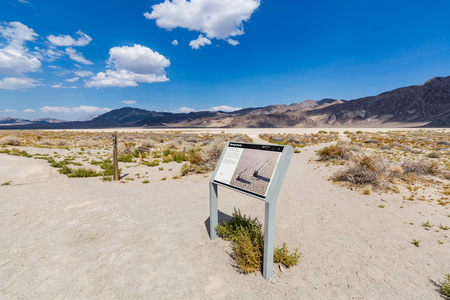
[0,128,449,299]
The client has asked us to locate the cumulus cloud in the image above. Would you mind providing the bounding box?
[0,21,41,75]
[226,38,239,46]
[189,34,211,50]
[122,100,136,105]
[172,105,242,113]
[47,30,92,47]
[0,76,39,90]
[65,77,79,82]
[65,47,92,65]
[86,44,170,88]
[74,70,93,77]
[173,107,196,113]
[145,0,260,47]
[172,40,178,46]
[0,21,37,48]
[23,108,36,112]
[51,83,65,88]
[107,44,170,74]
[40,105,111,114]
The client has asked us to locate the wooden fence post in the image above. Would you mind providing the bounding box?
[112,132,119,181]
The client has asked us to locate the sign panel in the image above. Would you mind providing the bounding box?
[213,142,284,198]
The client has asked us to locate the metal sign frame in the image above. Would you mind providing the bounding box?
[209,141,294,280]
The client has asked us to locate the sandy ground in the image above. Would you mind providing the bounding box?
[1,128,449,299]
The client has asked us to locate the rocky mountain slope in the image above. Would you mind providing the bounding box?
[2,76,450,129]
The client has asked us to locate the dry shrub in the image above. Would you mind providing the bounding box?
[77,140,99,148]
[405,173,417,184]
[198,138,226,172]
[0,136,21,146]
[139,139,155,148]
[333,155,389,188]
[54,139,67,147]
[317,144,352,161]
[390,165,404,176]
[402,159,440,176]
[118,142,135,155]
[168,138,183,149]
[39,139,53,146]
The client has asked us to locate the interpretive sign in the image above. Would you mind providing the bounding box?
[213,143,283,199]
[209,141,293,280]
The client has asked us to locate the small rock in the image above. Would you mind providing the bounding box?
[279,265,284,273]
[347,284,352,288]
[271,278,276,284]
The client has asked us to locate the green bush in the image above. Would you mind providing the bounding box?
[50,159,70,168]
[143,160,160,167]
[216,208,299,274]
[274,243,300,267]
[180,163,191,176]
[100,159,114,175]
[68,168,102,178]
[59,165,74,175]
[439,273,450,297]
[118,153,133,162]
[172,151,187,163]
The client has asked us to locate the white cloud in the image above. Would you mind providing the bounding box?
[107,44,170,74]
[40,105,112,114]
[86,44,170,88]
[189,34,211,49]
[3,109,17,112]
[74,70,93,77]
[23,108,36,112]
[0,22,41,75]
[17,0,30,4]
[66,77,79,82]
[227,38,239,46]
[0,21,37,48]
[122,100,136,105]
[145,0,260,47]
[47,30,92,47]
[51,83,65,88]
[209,105,242,112]
[65,47,92,65]
[172,40,178,46]
[0,76,39,90]
[86,70,169,87]
[40,48,64,61]
[173,107,196,113]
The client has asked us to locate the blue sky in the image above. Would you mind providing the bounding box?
[1,0,450,121]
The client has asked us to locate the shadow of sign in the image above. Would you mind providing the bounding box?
[204,210,232,236]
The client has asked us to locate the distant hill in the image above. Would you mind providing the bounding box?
[0,117,66,127]
[2,76,450,129]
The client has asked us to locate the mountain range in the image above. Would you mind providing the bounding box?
[2,76,450,129]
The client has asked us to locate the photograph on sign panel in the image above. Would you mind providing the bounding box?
[229,148,280,196]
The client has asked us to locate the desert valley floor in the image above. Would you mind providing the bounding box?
[0,128,449,299]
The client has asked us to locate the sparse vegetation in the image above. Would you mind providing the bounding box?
[412,239,421,247]
[216,208,299,274]
[317,144,352,161]
[439,273,450,297]
[0,136,21,146]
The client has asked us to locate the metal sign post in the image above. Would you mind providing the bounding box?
[209,141,293,280]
